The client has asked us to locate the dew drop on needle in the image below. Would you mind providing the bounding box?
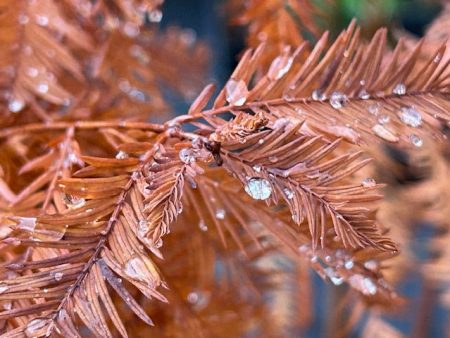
[244,178,272,200]
[225,79,249,106]
[399,106,422,127]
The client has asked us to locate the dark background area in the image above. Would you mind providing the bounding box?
[161,0,442,95]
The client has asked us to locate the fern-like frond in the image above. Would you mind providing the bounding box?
[181,163,400,304]
[0,130,203,336]
[0,0,91,124]
[188,21,450,146]
[217,118,396,251]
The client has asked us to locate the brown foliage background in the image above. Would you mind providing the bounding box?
[0,0,449,337]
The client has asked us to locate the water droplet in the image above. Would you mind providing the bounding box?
[68,153,79,165]
[434,54,442,63]
[154,238,163,248]
[393,83,406,95]
[244,178,272,200]
[37,82,49,94]
[115,150,129,159]
[15,217,37,232]
[329,92,348,109]
[372,124,399,142]
[198,220,208,232]
[361,178,376,188]
[138,219,148,237]
[344,259,354,269]
[0,283,8,294]
[215,209,225,220]
[148,9,163,22]
[64,194,86,209]
[399,106,422,127]
[348,275,377,295]
[298,244,309,253]
[179,148,195,164]
[268,55,293,80]
[362,277,377,295]
[124,255,160,287]
[35,15,49,26]
[325,268,344,285]
[187,291,199,303]
[8,98,25,113]
[258,139,264,145]
[186,290,209,309]
[310,255,318,263]
[283,188,294,200]
[26,67,39,77]
[358,89,370,100]
[409,134,423,147]
[54,272,64,281]
[225,79,248,106]
[377,114,390,124]
[312,89,326,101]
[128,88,149,103]
[364,260,378,271]
[368,103,381,115]
[25,318,49,337]
[253,165,262,173]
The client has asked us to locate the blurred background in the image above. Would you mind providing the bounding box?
[161,0,443,96]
